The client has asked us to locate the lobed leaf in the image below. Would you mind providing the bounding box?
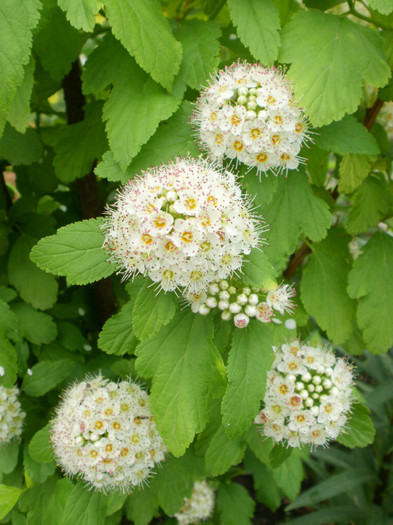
[98,301,137,356]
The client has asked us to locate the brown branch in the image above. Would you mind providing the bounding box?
[283,242,311,280]
[62,61,116,324]
[364,98,384,131]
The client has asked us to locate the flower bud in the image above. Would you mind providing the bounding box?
[234,313,250,328]
[229,303,241,314]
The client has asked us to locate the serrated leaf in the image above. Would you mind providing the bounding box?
[28,424,53,463]
[132,282,176,341]
[0,485,22,520]
[222,323,274,438]
[0,441,20,475]
[34,5,80,82]
[8,234,58,311]
[0,0,41,121]
[126,489,158,525]
[241,249,278,288]
[104,0,182,90]
[228,0,280,64]
[0,299,18,341]
[244,450,281,511]
[346,175,393,234]
[205,425,247,476]
[61,482,107,525]
[337,403,375,448]
[98,301,137,356]
[217,483,255,525]
[7,59,35,133]
[246,428,273,465]
[261,170,331,271]
[30,218,114,286]
[315,115,380,155]
[174,19,220,90]
[42,102,108,183]
[368,0,393,15]
[58,0,101,31]
[269,445,292,468]
[347,231,393,353]
[273,452,304,501]
[95,151,133,183]
[0,125,43,165]
[338,154,372,194]
[243,172,278,207]
[135,312,226,456]
[13,303,57,345]
[280,10,390,126]
[151,451,204,515]
[300,229,356,344]
[21,359,78,396]
[128,101,200,174]
[0,338,17,387]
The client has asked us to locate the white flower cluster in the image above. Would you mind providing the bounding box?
[0,385,25,444]
[51,375,167,493]
[174,481,215,525]
[103,157,263,293]
[254,341,353,448]
[192,61,310,176]
[185,279,295,328]
[377,101,393,139]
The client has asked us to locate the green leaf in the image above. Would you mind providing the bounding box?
[261,170,331,271]
[337,403,375,448]
[95,151,133,183]
[347,231,393,353]
[243,171,279,207]
[0,441,19,475]
[57,321,87,352]
[132,281,176,341]
[21,359,78,396]
[0,338,17,387]
[61,482,107,525]
[8,234,58,311]
[128,101,200,174]
[34,5,80,82]
[7,59,35,133]
[102,40,183,169]
[98,301,137,356]
[368,0,393,15]
[269,445,292,469]
[222,323,274,438]
[174,19,220,90]
[338,154,372,194]
[280,10,390,126]
[42,102,108,183]
[280,506,365,525]
[0,485,22,520]
[286,467,375,510]
[217,483,255,525]
[104,0,182,90]
[300,229,356,345]
[126,488,159,525]
[315,116,380,155]
[30,218,114,286]
[0,0,41,121]
[58,0,101,31]
[151,451,204,515]
[244,450,281,511]
[13,303,57,345]
[0,299,18,341]
[28,424,53,463]
[241,249,278,288]
[246,428,273,465]
[228,0,280,65]
[0,125,43,165]
[346,175,393,234]
[273,452,304,501]
[205,425,247,476]
[135,312,226,456]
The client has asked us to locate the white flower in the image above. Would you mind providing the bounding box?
[254,342,354,448]
[185,279,295,328]
[51,374,167,493]
[0,385,25,444]
[103,157,263,294]
[174,481,215,525]
[192,61,311,177]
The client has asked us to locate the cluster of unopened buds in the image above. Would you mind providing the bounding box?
[192,60,311,176]
[103,157,263,294]
[0,385,25,444]
[185,279,295,328]
[254,341,354,448]
[174,480,215,525]
[51,375,167,493]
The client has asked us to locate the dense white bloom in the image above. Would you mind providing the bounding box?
[254,341,354,448]
[103,157,263,293]
[377,101,393,139]
[192,61,310,177]
[185,279,295,328]
[51,375,167,493]
[174,481,215,525]
[0,385,25,444]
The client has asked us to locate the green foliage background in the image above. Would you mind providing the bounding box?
[0,0,393,523]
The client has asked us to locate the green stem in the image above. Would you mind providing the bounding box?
[208,0,226,20]
[350,8,391,30]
